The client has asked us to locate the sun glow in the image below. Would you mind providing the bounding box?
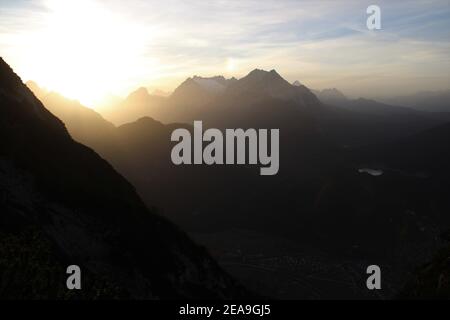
[20,0,153,108]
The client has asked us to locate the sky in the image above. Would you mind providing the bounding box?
[0,0,449,107]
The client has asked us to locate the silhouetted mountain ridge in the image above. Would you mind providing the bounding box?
[0,57,248,299]
[382,90,450,112]
[101,86,166,126]
[313,88,348,104]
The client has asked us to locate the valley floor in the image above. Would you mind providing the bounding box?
[191,228,443,299]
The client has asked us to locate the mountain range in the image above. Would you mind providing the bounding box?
[23,65,450,299]
[0,57,249,299]
[381,90,450,112]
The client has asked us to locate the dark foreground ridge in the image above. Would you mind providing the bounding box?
[0,57,248,299]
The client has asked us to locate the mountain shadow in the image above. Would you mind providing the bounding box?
[0,57,249,299]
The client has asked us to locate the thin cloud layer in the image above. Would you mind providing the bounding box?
[0,0,449,106]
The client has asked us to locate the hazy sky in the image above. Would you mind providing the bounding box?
[1,0,449,107]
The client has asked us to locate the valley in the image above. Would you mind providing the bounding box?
[17,64,450,300]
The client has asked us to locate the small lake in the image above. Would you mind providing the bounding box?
[358,168,384,176]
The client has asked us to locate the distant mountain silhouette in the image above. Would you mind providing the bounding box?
[26,80,48,98]
[27,82,118,156]
[27,69,348,236]
[97,71,450,147]
[382,90,450,112]
[100,87,166,126]
[312,87,450,145]
[315,87,425,115]
[326,95,424,116]
[222,69,319,109]
[99,70,320,125]
[100,76,241,126]
[313,88,349,105]
[0,58,248,299]
[339,98,421,116]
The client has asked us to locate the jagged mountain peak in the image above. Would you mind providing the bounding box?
[236,69,295,92]
[171,75,235,100]
[321,88,347,97]
[225,68,321,107]
[245,68,284,81]
[128,86,150,99]
[119,86,158,109]
[129,115,164,128]
[192,76,228,94]
[314,88,348,105]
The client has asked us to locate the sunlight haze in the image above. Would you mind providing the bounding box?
[1,0,449,108]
